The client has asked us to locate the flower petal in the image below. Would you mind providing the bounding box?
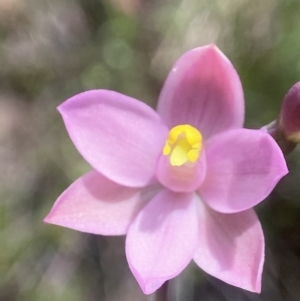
[126,189,198,294]
[58,90,168,187]
[157,44,244,140]
[193,200,264,293]
[156,150,207,193]
[44,170,160,235]
[199,129,288,213]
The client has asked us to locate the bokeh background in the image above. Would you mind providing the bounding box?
[1,0,300,300]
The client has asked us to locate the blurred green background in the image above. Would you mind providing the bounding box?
[1,0,300,300]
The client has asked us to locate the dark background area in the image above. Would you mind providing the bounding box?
[1,0,300,300]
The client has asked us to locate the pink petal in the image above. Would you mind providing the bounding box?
[58,90,168,187]
[157,44,244,140]
[199,129,288,213]
[126,189,198,294]
[193,200,264,293]
[155,150,207,193]
[44,170,160,235]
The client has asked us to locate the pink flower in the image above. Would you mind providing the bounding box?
[44,44,288,294]
[279,81,300,142]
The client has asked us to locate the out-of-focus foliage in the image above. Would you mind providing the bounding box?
[1,0,300,300]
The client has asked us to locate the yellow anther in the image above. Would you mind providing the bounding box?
[163,143,171,155]
[187,149,199,162]
[163,124,203,166]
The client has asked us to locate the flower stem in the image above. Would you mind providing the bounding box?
[265,120,297,155]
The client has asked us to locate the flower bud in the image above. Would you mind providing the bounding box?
[279,82,300,143]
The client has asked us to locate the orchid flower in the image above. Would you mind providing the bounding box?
[263,82,300,155]
[44,44,288,294]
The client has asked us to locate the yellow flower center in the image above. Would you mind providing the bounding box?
[163,124,203,166]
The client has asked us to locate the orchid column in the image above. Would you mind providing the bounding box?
[44,44,288,296]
